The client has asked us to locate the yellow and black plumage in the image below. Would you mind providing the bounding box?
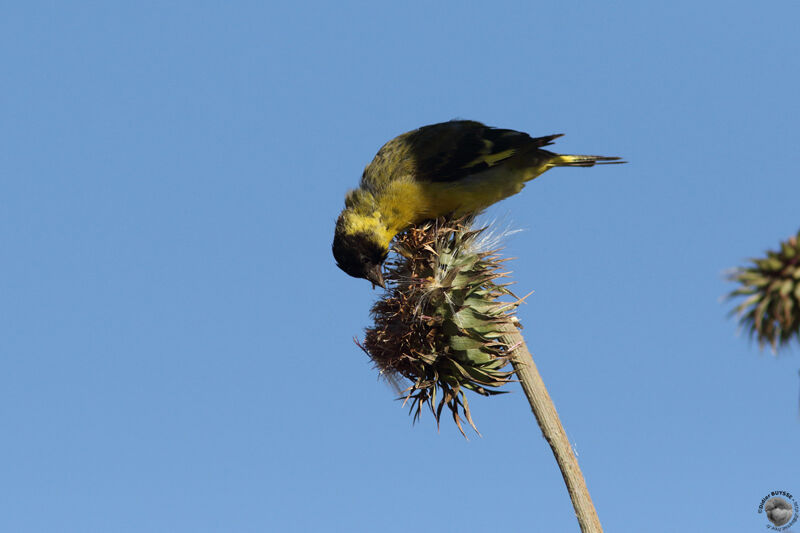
[333,120,624,287]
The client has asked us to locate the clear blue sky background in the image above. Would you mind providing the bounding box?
[2,2,799,532]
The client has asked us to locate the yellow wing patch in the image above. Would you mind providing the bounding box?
[460,139,516,170]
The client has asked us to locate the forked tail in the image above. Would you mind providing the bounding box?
[551,154,626,167]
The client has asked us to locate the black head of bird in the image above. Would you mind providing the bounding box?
[332,222,388,288]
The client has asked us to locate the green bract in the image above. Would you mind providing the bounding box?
[728,229,800,352]
[360,218,527,436]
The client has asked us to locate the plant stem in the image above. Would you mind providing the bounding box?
[500,326,603,533]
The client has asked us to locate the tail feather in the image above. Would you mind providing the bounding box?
[552,154,626,167]
[531,133,565,147]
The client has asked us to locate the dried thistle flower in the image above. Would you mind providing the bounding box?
[727,229,800,352]
[358,217,528,436]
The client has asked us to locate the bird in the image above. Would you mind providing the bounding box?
[332,120,624,287]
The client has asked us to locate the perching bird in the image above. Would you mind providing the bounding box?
[333,120,624,287]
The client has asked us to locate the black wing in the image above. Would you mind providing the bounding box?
[406,120,561,183]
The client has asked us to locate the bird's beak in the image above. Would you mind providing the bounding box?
[365,264,386,289]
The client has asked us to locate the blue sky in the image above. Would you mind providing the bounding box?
[2,2,799,532]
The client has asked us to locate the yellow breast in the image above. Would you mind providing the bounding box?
[377,167,536,236]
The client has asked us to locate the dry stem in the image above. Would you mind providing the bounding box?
[500,326,603,533]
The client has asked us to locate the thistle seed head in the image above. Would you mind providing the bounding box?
[359,217,529,436]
